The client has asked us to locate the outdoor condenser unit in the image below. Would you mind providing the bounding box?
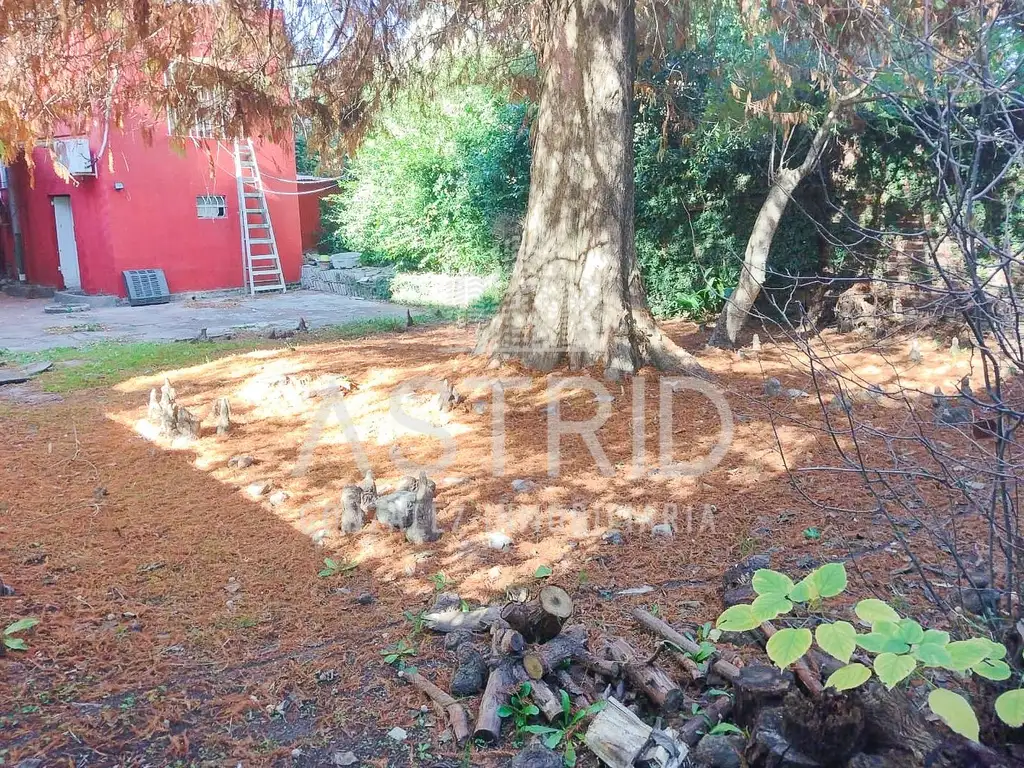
[122,269,171,307]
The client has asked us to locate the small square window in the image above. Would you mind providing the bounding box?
[197,195,227,219]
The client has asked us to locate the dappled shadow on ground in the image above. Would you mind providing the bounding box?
[0,322,1001,765]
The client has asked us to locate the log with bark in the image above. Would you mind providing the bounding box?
[522,625,587,680]
[603,636,683,713]
[397,668,471,744]
[424,605,501,633]
[679,695,732,746]
[584,697,652,768]
[530,678,565,721]
[502,585,573,643]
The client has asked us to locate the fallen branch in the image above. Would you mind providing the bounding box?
[424,605,501,633]
[679,695,732,746]
[630,607,741,683]
[604,636,683,713]
[530,678,565,721]
[398,668,471,744]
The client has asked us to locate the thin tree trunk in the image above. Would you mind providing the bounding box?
[707,102,845,348]
[474,0,703,375]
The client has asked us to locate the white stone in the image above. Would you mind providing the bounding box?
[651,523,674,538]
[486,531,513,550]
[511,479,537,493]
[387,726,407,742]
[245,481,271,499]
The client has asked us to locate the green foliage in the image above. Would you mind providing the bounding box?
[498,682,540,731]
[534,565,553,579]
[3,617,39,652]
[429,571,451,592]
[322,84,530,275]
[522,690,606,767]
[318,557,357,578]
[715,562,1024,742]
[380,638,417,669]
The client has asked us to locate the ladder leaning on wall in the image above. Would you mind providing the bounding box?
[233,139,286,294]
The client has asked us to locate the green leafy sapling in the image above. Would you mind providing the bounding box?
[522,689,606,767]
[3,618,39,652]
[714,560,1024,745]
[498,682,540,732]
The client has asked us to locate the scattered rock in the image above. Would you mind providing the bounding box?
[431,592,462,614]
[355,593,375,605]
[785,388,809,400]
[291,748,303,759]
[311,529,328,545]
[246,481,271,499]
[511,745,563,768]
[960,586,1000,615]
[795,554,818,570]
[268,490,289,506]
[651,523,674,538]
[486,531,514,550]
[451,644,487,695]
[443,631,473,651]
[827,393,853,415]
[602,529,624,546]
[332,752,358,767]
[511,478,537,493]
[228,454,255,469]
[748,708,822,767]
[722,554,771,591]
[763,378,782,397]
[722,585,756,607]
[386,726,408,742]
[692,733,744,768]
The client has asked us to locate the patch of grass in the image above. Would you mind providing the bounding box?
[0,315,440,393]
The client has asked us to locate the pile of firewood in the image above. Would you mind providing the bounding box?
[396,580,1009,768]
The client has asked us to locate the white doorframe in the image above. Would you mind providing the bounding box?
[51,195,81,291]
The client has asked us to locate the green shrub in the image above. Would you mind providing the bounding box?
[320,85,530,275]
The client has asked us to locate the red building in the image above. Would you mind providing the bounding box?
[0,118,303,298]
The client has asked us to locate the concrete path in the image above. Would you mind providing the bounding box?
[0,291,410,353]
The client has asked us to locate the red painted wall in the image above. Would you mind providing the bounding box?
[296,179,338,252]
[12,118,302,296]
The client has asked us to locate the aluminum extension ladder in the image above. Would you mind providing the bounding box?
[234,139,286,294]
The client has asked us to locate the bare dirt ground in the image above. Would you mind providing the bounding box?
[0,322,996,766]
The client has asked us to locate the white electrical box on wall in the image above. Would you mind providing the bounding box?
[54,138,95,176]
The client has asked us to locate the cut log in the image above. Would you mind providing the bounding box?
[398,668,471,744]
[584,697,652,768]
[530,678,565,721]
[424,605,502,633]
[474,660,526,744]
[555,668,594,708]
[733,663,793,726]
[761,621,823,696]
[491,620,526,657]
[630,607,741,683]
[679,695,732,746]
[522,625,587,680]
[502,585,573,643]
[603,636,683,713]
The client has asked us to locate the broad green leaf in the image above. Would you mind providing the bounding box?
[920,629,951,646]
[534,565,553,578]
[751,594,793,622]
[323,558,338,569]
[873,620,902,638]
[766,628,813,669]
[857,633,910,655]
[928,689,980,742]
[815,621,857,663]
[945,640,991,671]
[709,722,744,736]
[752,569,794,597]
[912,642,954,668]
[520,682,533,696]
[716,604,762,632]
[873,653,917,689]
[788,575,818,603]
[497,705,514,717]
[4,618,39,635]
[543,730,563,749]
[854,599,901,626]
[896,619,924,645]
[811,563,847,598]
[978,638,1007,660]
[995,689,1024,727]
[972,659,1012,681]
[4,637,27,651]
[524,704,540,716]
[522,725,559,736]
[825,663,872,691]
[565,740,577,767]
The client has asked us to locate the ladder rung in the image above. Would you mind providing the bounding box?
[243,192,263,198]
[251,269,283,276]
[253,283,285,291]
[248,238,275,245]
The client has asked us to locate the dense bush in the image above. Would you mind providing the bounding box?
[320,85,529,274]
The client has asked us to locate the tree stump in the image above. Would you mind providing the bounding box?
[212,396,231,435]
[502,585,573,643]
[175,406,201,439]
[340,485,368,533]
[373,490,417,529]
[781,690,865,763]
[147,388,161,423]
[405,471,442,544]
[733,663,793,727]
[603,636,683,713]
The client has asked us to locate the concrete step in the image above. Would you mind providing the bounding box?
[52,290,120,308]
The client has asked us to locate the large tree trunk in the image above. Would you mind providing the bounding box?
[707,102,846,349]
[474,0,702,376]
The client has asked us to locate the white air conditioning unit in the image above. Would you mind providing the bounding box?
[54,138,95,176]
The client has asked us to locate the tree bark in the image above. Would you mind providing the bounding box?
[474,0,703,376]
[707,101,846,349]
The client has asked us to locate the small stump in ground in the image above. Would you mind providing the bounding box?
[781,690,866,764]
